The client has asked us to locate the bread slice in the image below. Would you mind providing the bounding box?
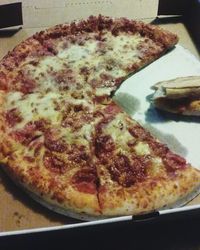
[152,76,200,116]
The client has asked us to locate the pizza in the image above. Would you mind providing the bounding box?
[152,76,200,116]
[0,15,200,220]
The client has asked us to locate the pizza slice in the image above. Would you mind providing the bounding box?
[2,95,199,219]
[0,90,103,219]
[152,76,200,115]
[93,101,200,216]
[31,15,178,98]
[0,16,178,98]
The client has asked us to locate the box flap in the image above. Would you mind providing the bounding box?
[1,0,159,28]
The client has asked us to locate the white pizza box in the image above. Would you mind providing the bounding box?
[0,0,200,237]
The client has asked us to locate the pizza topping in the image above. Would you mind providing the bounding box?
[1,54,16,70]
[0,71,8,90]
[94,134,115,157]
[24,156,35,163]
[44,137,67,153]
[71,90,86,99]
[137,38,163,59]
[6,92,62,129]
[58,40,97,61]
[79,66,90,80]
[29,49,54,58]
[17,78,36,94]
[13,130,41,146]
[134,141,150,156]
[96,41,107,54]
[12,122,42,145]
[43,151,67,174]
[53,68,77,88]
[111,20,134,36]
[69,110,90,132]
[129,125,150,140]
[82,15,112,32]
[61,103,94,131]
[12,71,37,94]
[125,63,139,72]
[72,167,98,194]
[127,139,137,147]
[93,94,110,104]
[163,152,187,172]
[43,39,58,55]
[34,119,49,132]
[109,154,146,187]
[99,73,114,86]
[1,39,44,70]
[5,108,22,127]
[11,120,48,147]
[148,140,169,157]
[67,144,90,164]
[33,141,43,157]
[27,167,43,188]
[103,102,122,117]
[95,117,111,135]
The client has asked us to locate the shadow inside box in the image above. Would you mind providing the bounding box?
[140,116,188,158]
[113,92,141,117]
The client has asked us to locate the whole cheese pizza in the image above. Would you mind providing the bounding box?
[0,15,199,220]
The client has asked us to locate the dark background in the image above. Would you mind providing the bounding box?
[158,0,200,53]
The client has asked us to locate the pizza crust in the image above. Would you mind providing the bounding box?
[3,159,200,220]
[98,166,200,216]
[2,161,102,220]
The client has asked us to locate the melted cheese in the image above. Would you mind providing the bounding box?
[25,56,64,79]
[77,123,93,145]
[105,33,142,63]
[6,91,61,129]
[104,113,133,145]
[95,87,114,96]
[58,32,144,85]
[37,56,64,72]
[24,57,65,91]
[58,41,97,61]
[134,141,150,156]
[19,32,144,100]
[5,90,96,155]
[147,157,165,176]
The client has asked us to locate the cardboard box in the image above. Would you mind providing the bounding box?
[0,0,200,236]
